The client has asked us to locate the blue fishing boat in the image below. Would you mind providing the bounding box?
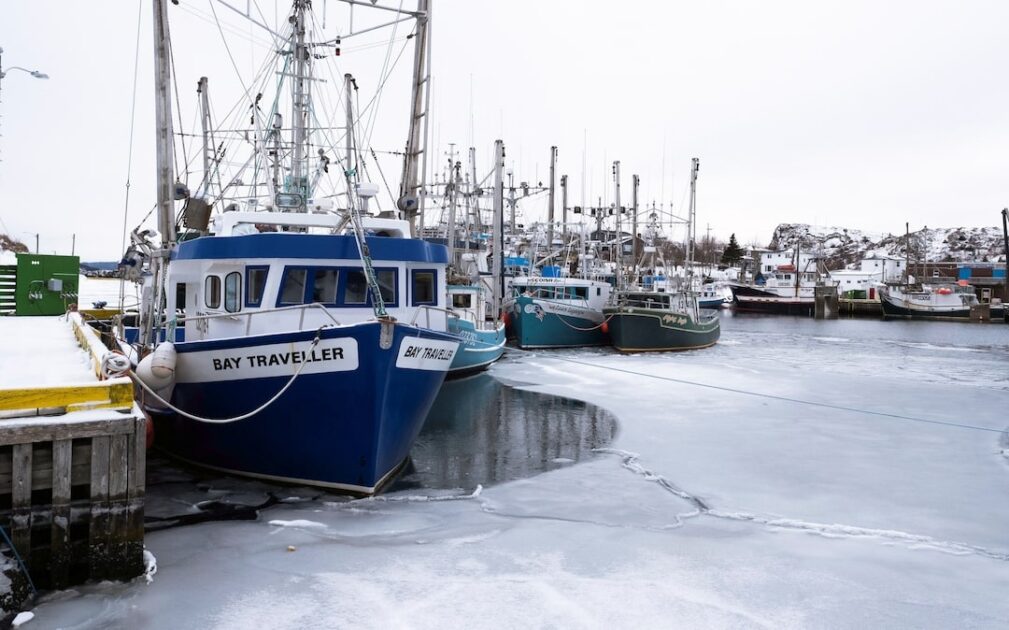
[127,0,451,494]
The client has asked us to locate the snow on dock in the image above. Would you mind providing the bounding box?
[0,316,96,389]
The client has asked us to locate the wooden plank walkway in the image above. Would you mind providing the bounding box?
[0,314,145,613]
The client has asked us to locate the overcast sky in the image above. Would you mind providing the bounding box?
[1,0,1008,259]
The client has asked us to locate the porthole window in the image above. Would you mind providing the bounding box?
[224,272,241,313]
[205,275,221,309]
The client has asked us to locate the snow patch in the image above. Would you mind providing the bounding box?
[267,519,327,529]
[12,611,34,627]
[142,549,157,584]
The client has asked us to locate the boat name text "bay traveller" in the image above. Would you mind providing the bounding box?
[212,347,345,371]
[401,344,455,361]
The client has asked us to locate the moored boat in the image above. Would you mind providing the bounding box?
[728,248,830,316]
[506,276,612,348]
[879,283,980,320]
[446,284,506,376]
[605,158,720,352]
[604,290,719,352]
[127,0,453,495]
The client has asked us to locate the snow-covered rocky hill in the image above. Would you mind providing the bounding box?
[767,223,1007,268]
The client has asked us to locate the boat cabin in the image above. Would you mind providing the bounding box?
[163,212,451,341]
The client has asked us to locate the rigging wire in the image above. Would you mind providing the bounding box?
[167,32,189,185]
[359,0,405,155]
[118,0,145,313]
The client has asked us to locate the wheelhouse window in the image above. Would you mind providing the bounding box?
[224,272,242,313]
[344,270,369,304]
[412,270,436,306]
[205,275,221,309]
[313,269,339,304]
[246,267,269,307]
[377,270,397,305]
[452,293,472,309]
[280,268,308,305]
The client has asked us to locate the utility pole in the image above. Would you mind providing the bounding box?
[71,233,75,256]
[34,233,39,255]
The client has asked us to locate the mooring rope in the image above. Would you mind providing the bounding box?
[123,328,326,425]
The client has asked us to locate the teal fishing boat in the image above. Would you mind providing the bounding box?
[506,276,612,349]
[446,284,506,376]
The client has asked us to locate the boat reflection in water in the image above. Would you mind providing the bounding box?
[393,373,618,491]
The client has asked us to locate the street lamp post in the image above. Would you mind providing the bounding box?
[0,46,49,162]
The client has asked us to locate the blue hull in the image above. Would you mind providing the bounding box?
[447,318,506,377]
[155,322,457,495]
[507,295,609,349]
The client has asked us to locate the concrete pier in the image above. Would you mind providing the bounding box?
[814,286,838,319]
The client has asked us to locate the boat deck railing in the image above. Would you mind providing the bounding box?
[174,302,344,336]
[518,288,593,308]
[411,305,500,332]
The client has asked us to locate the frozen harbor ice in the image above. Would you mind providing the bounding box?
[27,312,1009,628]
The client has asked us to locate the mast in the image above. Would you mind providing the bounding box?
[290,0,311,211]
[153,0,176,250]
[687,158,699,293]
[344,73,354,182]
[547,146,557,261]
[398,0,431,234]
[492,140,505,320]
[613,160,622,290]
[507,173,517,236]
[1001,208,1008,310]
[197,76,212,197]
[447,145,460,266]
[904,222,910,286]
[560,174,568,243]
[468,146,480,234]
[145,0,176,348]
[632,174,639,285]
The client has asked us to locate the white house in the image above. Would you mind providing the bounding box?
[828,255,905,294]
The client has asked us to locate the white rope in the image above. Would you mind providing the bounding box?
[100,352,132,379]
[130,329,325,424]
